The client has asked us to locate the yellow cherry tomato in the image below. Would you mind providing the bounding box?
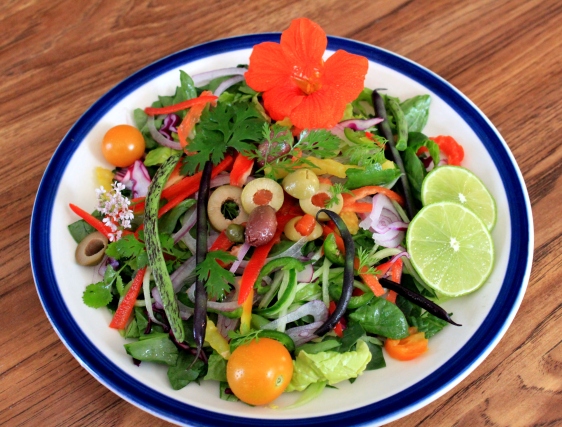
[226,338,293,405]
[101,124,145,167]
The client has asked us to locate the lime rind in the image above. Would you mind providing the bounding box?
[406,201,495,297]
[421,165,497,231]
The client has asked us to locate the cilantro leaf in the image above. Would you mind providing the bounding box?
[181,102,266,175]
[105,234,148,270]
[82,282,113,308]
[82,265,120,308]
[195,251,238,300]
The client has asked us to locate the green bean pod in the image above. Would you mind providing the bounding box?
[144,153,185,342]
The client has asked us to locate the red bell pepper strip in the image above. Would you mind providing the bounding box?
[237,229,282,305]
[329,301,346,337]
[209,230,235,252]
[69,203,112,239]
[209,230,235,268]
[109,267,147,329]
[342,185,404,207]
[230,152,254,187]
[321,224,345,254]
[132,155,234,215]
[144,95,217,116]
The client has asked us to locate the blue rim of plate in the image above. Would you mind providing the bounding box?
[30,33,532,426]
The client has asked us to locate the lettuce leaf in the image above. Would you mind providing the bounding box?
[286,340,372,392]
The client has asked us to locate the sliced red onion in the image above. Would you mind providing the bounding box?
[261,300,328,331]
[210,173,231,189]
[338,117,384,131]
[285,321,324,347]
[172,205,197,244]
[170,256,196,292]
[158,114,180,139]
[230,242,251,273]
[214,75,245,97]
[208,229,220,250]
[177,301,194,320]
[186,283,241,312]
[296,264,314,283]
[217,314,239,340]
[114,160,152,198]
[330,117,384,143]
[191,67,247,86]
[143,269,166,327]
[359,194,409,248]
[147,115,182,150]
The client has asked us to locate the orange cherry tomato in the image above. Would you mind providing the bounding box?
[384,327,428,361]
[102,124,145,167]
[226,338,293,405]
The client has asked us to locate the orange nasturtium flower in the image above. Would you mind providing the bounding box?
[245,18,369,130]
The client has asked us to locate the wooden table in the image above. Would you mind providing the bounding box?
[1,0,559,425]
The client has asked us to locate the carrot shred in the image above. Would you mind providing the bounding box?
[177,90,214,149]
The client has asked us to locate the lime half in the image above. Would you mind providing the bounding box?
[406,201,494,297]
[421,165,497,230]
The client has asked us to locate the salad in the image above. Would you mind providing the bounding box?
[68,18,496,408]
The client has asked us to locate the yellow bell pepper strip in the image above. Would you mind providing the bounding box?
[340,211,359,234]
[144,94,218,116]
[69,203,112,239]
[205,318,231,359]
[240,288,254,335]
[267,156,362,179]
[95,167,114,190]
[109,267,147,329]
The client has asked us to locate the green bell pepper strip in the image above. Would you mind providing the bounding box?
[323,233,345,265]
[255,269,298,318]
[255,257,306,294]
[329,280,373,309]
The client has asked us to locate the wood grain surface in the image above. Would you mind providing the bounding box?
[1,0,560,425]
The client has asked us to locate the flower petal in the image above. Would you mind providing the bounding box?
[262,81,305,122]
[289,88,346,129]
[281,18,327,75]
[322,50,369,103]
[245,42,292,92]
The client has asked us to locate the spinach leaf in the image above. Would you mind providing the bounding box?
[159,199,196,235]
[124,333,178,366]
[338,323,365,353]
[167,351,206,390]
[365,341,386,370]
[402,147,426,201]
[68,210,103,243]
[409,313,449,338]
[204,353,228,382]
[400,95,431,132]
[349,298,409,339]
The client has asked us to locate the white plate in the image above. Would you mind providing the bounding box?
[30,34,533,426]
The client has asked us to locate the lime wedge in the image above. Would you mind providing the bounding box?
[421,165,497,230]
[406,202,494,297]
